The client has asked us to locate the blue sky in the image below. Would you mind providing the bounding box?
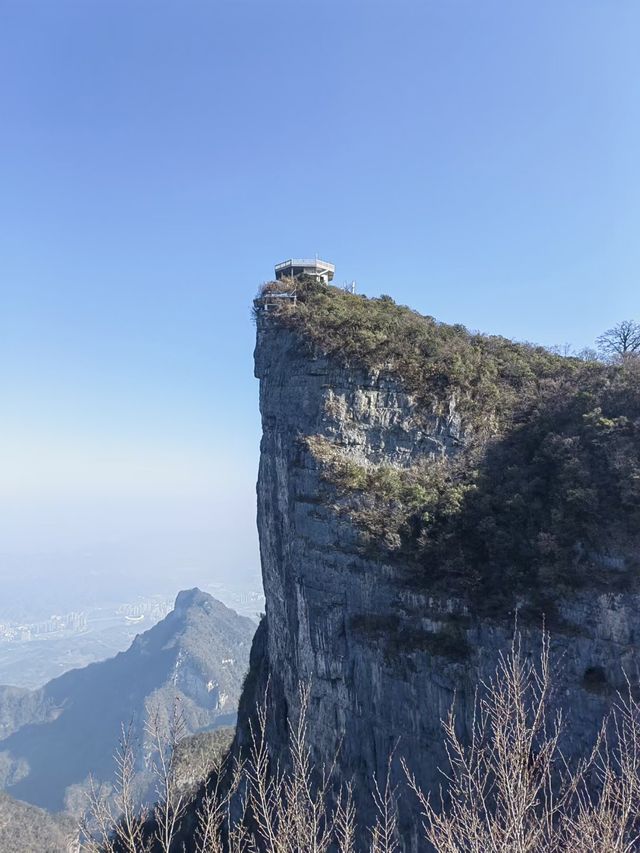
[1,1,639,600]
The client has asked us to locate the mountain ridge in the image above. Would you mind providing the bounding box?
[0,588,255,812]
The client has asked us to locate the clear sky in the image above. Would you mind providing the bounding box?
[1,1,639,602]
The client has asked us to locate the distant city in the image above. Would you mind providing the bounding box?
[0,611,89,644]
[115,598,174,625]
[0,600,174,646]
[0,579,264,689]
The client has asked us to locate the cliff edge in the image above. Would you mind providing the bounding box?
[238,279,640,846]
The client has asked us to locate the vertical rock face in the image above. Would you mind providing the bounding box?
[246,307,640,847]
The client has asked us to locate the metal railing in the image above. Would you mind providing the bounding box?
[274,258,335,272]
[256,289,298,310]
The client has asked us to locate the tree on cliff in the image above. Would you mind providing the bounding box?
[597,320,640,361]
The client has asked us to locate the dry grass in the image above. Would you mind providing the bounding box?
[80,635,640,852]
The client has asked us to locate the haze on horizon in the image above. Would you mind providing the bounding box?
[1,1,639,606]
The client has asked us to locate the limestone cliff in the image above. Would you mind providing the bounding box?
[237,282,640,848]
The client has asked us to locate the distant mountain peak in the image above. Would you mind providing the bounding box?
[174,587,212,611]
[0,589,256,812]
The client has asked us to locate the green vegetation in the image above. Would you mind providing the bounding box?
[304,434,472,550]
[260,277,585,436]
[265,280,640,618]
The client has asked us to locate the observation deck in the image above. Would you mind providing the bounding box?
[274,258,335,284]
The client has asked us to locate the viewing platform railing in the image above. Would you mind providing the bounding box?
[274,259,335,273]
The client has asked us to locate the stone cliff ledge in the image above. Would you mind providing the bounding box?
[233,282,640,850]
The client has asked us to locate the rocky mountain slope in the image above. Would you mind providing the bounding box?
[228,279,640,849]
[0,589,254,813]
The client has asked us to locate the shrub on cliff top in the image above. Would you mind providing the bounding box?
[260,277,584,437]
[282,283,640,612]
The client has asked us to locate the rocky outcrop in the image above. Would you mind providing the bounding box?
[238,304,640,848]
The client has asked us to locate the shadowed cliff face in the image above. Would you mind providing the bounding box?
[239,295,640,849]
